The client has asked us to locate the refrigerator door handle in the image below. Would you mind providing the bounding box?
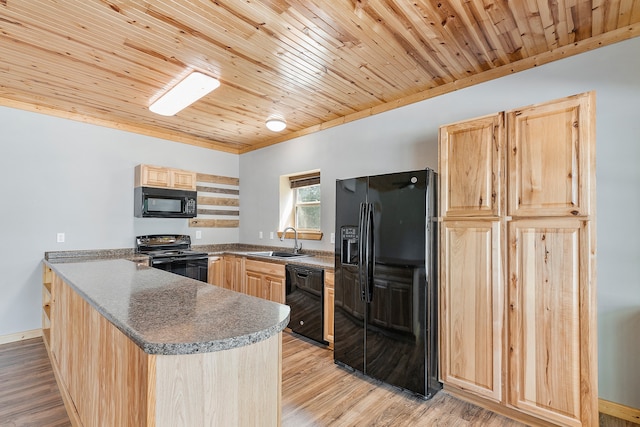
[357,202,367,301]
[364,202,375,303]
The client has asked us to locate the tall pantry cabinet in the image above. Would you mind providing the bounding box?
[438,92,597,427]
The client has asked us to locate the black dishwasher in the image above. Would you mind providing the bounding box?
[285,264,326,345]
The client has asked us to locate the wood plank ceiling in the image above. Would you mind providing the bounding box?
[1,1,639,154]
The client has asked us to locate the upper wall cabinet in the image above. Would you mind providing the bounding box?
[507,93,594,217]
[439,113,505,218]
[135,164,196,190]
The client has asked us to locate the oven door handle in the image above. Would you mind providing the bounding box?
[152,256,207,266]
[151,257,181,266]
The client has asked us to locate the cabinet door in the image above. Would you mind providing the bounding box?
[440,220,504,402]
[266,276,285,304]
[323,271,335,346]
[207,257,223,286]
[324,289,334,345]
[222,256,236,291]
[245,271,263,299]
[138,164,171,188]
[171,170,196,190]
[223,256,245,292]
[507,92,594,217]
[439,113,504,218]
[508,218,597,426]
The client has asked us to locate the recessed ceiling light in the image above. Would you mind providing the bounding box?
[149,71,220,116]
[266,118,287,132]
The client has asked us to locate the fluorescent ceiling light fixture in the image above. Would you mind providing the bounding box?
[266,118,287,132]
[149,71,220,116]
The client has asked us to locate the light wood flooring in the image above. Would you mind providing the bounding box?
[0,334,636,426]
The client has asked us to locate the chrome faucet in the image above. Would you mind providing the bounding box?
[281,226,302,254]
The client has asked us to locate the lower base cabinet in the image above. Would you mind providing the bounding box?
[323,271,335,347]
[207,256,223,287]
[44,266,282,426]
[222,255,245,293]
[244,259,285,304]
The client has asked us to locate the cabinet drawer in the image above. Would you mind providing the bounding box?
[245,259,285,277]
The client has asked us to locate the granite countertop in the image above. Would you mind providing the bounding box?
[195,244,335,271]
[45,244,335,270]
[44,259,290,356]
[231,251,333,270]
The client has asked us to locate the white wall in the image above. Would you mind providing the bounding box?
[239,37,640,407]
[0,110,239,336]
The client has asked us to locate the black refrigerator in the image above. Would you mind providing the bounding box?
[334,168,441,399]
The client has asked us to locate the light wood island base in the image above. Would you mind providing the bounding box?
[43,262,285,427]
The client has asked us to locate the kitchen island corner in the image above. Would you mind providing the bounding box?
[42,258,290,427]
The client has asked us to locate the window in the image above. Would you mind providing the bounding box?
[279,171,322,239]
[294,183,321,230]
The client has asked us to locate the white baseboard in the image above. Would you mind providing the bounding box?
[0,328,42,345]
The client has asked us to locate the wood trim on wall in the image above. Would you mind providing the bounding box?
[599,399,640,425]
[191,172,240,228]
[0,329,42,345]
[277,230,323,241]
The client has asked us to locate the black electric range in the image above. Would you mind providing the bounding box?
[136,235,208,282]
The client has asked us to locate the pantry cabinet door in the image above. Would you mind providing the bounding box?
[508,218,597,426]
[439,113,504,218]
[507,92,594,218]
[440,220,504,402]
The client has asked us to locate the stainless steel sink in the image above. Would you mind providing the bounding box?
[248,251,310,258]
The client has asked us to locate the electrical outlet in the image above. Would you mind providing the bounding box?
[330,232,335,244]
[195,231,202,239]
[57,232,65,243]
[270,232,274,240]
[259,231,263,239]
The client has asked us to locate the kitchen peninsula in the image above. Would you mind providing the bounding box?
[42,258,290,427]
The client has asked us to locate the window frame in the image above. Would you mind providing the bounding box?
[278,171,323,241]
[294,183,321,231]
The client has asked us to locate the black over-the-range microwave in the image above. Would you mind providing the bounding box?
[134,186,197,218]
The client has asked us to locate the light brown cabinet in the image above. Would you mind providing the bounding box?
[42,265,282,426]
[222,255,245,293]
[439,113,504,218]
[207,256,223,287]
[507,94,593,218]
[439,219,504,402]
[507,218,594,425]
[134,164,197,190]
[244,259,286,304]
[439,92,597,426]
[323,271,335,347]
[42,265,53,348]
